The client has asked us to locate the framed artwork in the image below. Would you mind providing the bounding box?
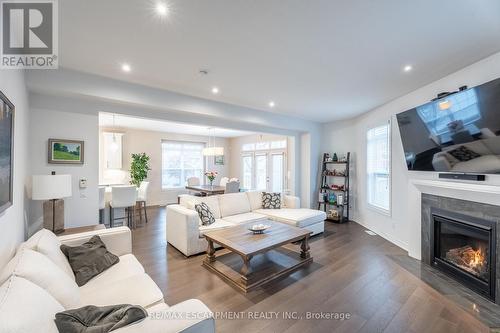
[48,139,85,164]
[214,155,224,165]
[0,91,14,214]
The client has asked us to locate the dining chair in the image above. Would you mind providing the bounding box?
[225,181,240,194]
[98,187,106,224]
[219,177,229,187]
[187,177,200,186]
[187,177,204,196]
[136,181,150,224]
[110,186,137,229]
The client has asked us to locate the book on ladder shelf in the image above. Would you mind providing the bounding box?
[318,152,350,223]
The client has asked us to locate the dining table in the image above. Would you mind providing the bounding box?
[185,185,226,196]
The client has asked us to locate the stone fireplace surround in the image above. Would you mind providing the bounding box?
[389,180,500,329]
[408,180,500,260]
[421,194,500,303]
[390,180,500,329]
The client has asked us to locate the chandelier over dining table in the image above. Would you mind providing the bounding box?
[202,127,224,156]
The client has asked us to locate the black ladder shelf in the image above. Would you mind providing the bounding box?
[318,152,350,223]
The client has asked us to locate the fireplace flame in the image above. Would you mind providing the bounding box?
[445,245,488,279]
[469,249,485,268]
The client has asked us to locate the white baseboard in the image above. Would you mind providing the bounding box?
[352,218,409,252]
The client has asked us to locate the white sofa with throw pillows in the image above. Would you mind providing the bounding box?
[0,227,215,333]
[166,191,326,256]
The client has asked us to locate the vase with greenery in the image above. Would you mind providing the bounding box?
[130,153,151,187]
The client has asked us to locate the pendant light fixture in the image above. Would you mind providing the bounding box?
[110,114,119,152]
[202,127,224,156]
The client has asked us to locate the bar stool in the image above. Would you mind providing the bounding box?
[110,186,137,228]
[136,181,150,224]
[98,187,106,224]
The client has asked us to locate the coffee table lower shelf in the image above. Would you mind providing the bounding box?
[202,246,313,293]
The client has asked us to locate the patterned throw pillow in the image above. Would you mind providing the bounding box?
[195,202,215,226]
[448,146,481,162]
[262,192,281,209]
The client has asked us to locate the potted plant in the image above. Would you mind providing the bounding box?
[130,153,151,187]
[204,171,218,186]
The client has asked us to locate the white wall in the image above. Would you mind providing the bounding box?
[322,51,500,251]
[0,71,29,268]
[29,109,99,229]
[228,134,295,194]
[99,127,230,205]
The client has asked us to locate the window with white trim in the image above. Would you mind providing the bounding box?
[161,141,205,189]
[367,123,391,213]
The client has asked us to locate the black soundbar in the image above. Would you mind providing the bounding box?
[439,173,486,181]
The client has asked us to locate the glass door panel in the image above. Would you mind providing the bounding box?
[255,154,267,190]
[271,153,284,192]
[242,155,253,190]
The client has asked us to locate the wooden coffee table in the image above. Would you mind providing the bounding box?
[202,220,312,293]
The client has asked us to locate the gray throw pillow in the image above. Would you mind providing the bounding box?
[195,202,215,226]
[60,235,119,287]
[262,192,281,209]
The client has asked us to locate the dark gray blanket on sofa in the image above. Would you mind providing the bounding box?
[54,304,147,333]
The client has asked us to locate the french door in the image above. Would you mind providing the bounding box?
[241,151,286,192]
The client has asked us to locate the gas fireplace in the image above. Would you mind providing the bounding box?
[431,208,496,301]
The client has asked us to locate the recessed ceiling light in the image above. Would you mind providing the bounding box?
[211,87,219,95]
[156,2,169,16]
[269,101,275,108]
[403,65,413,72]
[121,63,131,73]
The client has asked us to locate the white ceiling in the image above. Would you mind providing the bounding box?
[99,113,255,138]
[60,0,500,122]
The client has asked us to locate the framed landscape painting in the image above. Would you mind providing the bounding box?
[0,91,14,214]
[48,139,84,164]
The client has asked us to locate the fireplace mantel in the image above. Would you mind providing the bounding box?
[412,179,500,206]
[407,179,500,260]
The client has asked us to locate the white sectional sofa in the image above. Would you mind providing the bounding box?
[0,227,214,333]
[167,191,326,256]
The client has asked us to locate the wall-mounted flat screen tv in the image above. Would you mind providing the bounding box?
[396,77,500,174]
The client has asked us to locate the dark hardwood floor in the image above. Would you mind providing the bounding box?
[131,207,489,333]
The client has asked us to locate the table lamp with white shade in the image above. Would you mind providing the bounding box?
[32,173,72,234]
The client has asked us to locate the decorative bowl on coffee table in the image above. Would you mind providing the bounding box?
[248,224,270,234]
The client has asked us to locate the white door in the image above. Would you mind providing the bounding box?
[242,152,285,192]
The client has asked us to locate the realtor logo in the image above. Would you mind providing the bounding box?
[1,0,58,69]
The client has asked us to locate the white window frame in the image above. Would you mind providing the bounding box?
[161,140,206,190]
[366,121,392,216]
